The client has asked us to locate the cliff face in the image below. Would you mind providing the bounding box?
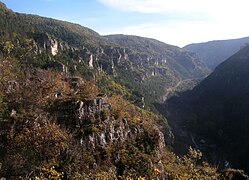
[26,33,209,79]
[35,33,59,56]
[50,95,168,179]
[52,95,165,150]
[106,34,209,79]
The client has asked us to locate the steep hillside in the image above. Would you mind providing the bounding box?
[0,2,209,109]
[185,37,249,69]
[106,34,209,79]
[164,45,249,174]
[190,45,249,172]
[104,35,210,105]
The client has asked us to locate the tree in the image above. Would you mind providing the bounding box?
[3,41,14,57]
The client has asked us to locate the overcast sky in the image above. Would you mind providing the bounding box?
[2,0,249,47]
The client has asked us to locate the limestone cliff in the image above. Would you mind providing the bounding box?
[41,94,169,179]
[55,96,163,146]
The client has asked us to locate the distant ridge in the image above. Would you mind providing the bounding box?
[185,36,249,69]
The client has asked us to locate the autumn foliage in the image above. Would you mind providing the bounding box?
[0,58,224,179]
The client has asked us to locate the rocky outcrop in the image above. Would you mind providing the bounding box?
[53,95,109,127]
[36,33,58,56]
[80,117,139,149]
[51,40,58,56]
[52,95,165,152]
[49,94,169,179]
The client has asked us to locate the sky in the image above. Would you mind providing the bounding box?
[2,0,249,47]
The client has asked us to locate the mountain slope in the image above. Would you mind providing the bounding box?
[104,35,210,105]
[185,37,249,69]
[106,34,209,79]
[0,3,209,108]
[0,2,107,47]
[167,45,249,173]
